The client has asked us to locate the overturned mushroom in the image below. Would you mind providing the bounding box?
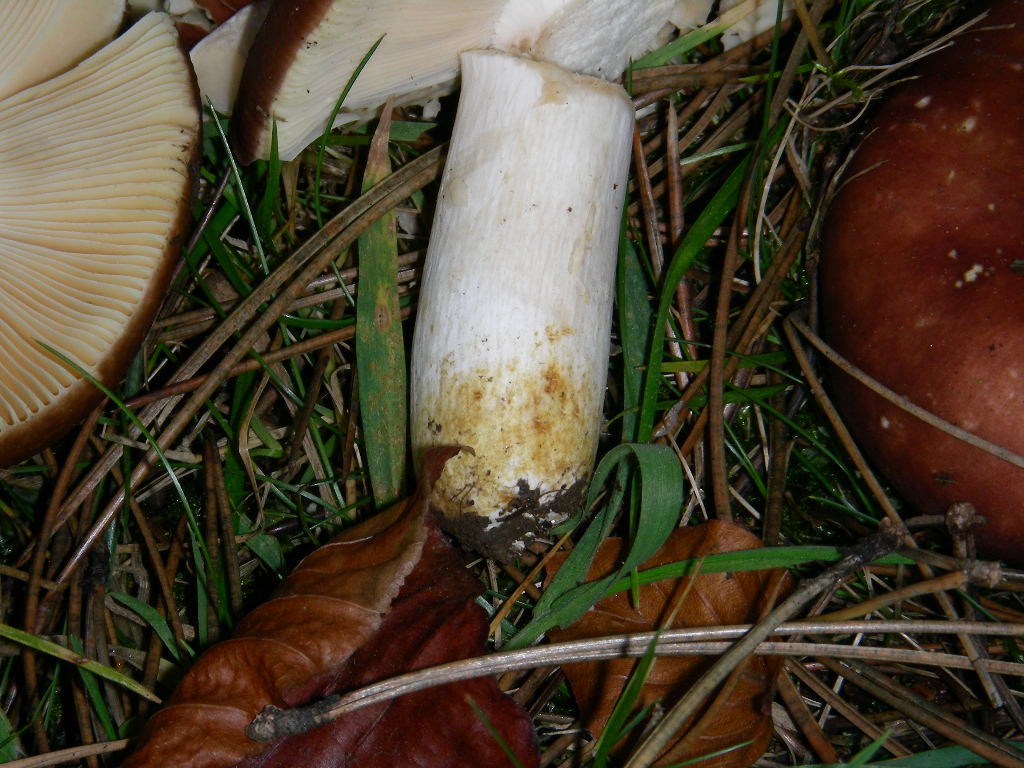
[229,0,507,163]
[0,12,201,466]
[226,0,675,163]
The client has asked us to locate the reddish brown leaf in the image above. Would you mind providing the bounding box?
[547,520,791,768]
[174,21,210,51]
[195,0,256,24]
[124,448,538,768]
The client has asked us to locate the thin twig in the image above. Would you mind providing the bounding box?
[819,657,1024,768]
[249,628,1024,742]
[255,537,1024,744]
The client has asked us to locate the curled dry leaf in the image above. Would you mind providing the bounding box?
[548,520,791,768]
[123,447,538,768]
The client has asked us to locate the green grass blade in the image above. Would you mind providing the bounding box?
[0,623,158,703]
[605,546,913,596]
[67,635,116,740]
[207,103,268,274]
[636,157,750,442]
[464,695,526,768]
[506,443,683,649]
[0,704,18,761]
[193,535,212,647]
[313,35,385,227]
[592,635,659,767]
[254,120,282,238]
[828,741,1024,768]
[109,592,188,662]
[617,232,653,444]
[661,350,789,374]
[247,532,286,574]
[355,109,406,507]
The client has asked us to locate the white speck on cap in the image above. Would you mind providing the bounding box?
[964,264,984,282]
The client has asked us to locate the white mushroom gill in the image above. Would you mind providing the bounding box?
[0,12,198,438]
[0,0,126,102]
[189,0,269,114]
[257,0,505,161]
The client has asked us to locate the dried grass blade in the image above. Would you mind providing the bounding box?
[0,624,159,704]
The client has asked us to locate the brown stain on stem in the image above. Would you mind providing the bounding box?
[412,338,601,560]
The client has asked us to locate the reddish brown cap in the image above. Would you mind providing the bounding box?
[821,0,1024,562]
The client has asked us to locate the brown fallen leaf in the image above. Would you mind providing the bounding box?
[548,520,791,768]
[123,448,539,768]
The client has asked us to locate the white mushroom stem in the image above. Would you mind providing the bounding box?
[671,0,793,48]
[410,50,633,559]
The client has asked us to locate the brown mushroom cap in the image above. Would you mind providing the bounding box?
[820,0,1024,563]
[0,12,200,467]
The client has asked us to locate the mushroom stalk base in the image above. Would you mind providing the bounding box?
[410,50,633,560]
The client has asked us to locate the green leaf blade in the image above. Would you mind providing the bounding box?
[356,109,406,507]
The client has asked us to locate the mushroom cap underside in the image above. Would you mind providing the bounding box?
[0,0,126,102]
[0,12,201,466]
[230,0,504,163]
